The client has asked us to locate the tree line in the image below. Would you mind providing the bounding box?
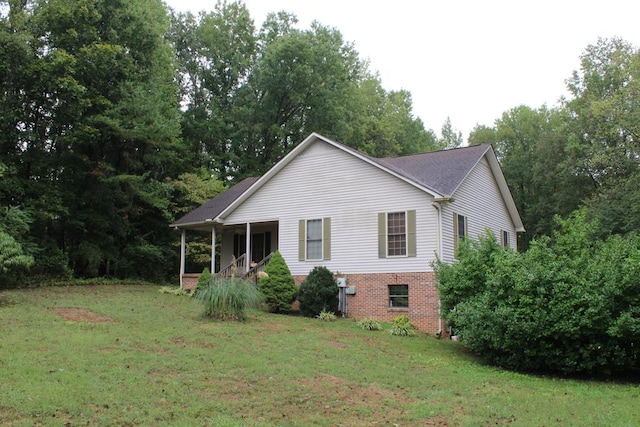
[1,0,638,285]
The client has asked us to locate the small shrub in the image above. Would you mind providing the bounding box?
[193,276,264,321]
[357,318,383,331]
[298,266,339,317]
[159,286,188,296]
[389,315,415,336]
[258,251,297,312]
[317,310,337,321]
[194,267,212,294]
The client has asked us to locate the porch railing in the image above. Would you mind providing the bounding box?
[242,252,274,280]
[217,253,246,278]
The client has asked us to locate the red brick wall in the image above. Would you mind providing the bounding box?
[293,272,444,335]
[181,273,200,291]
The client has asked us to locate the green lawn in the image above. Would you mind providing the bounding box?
[1,285,638,426]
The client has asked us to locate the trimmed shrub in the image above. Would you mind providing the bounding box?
[193,276,263,321]
[297,266,338,317]
[258,251,297,312]
[194,267,212,295]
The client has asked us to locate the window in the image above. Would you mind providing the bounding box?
[453,213,467,252]
[298,218,331,261]
[387,212,407,256]
[378,211,416,258]
[306,219,322,260]
[389,285,409,308]
[501,229,510,248]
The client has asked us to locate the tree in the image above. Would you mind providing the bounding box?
[297,266,339,317]
[438,117,463,149]
[258,251,297,312]
[470,105,592,250]
[565,37,640,237]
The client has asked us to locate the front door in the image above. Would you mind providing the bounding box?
[233,231,272,263]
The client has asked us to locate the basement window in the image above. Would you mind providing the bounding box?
[388,285,409,308]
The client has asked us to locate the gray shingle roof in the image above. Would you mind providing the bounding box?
[172,138,495,229]
[373,144,491,196]
[171,177,259,227]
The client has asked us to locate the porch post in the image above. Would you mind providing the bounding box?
[245,222,251,273]
[211,227,216,274]
[179,229,186,289]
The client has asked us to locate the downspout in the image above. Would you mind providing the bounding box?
[432,196,451,337]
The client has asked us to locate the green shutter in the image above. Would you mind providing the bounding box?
[323,217,331,260]
[378,212,386,258]
[298,219,305,261]
[453,213,459,253]
[407,210,416,257]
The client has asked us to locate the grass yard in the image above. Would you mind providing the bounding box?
[1,285,639,426]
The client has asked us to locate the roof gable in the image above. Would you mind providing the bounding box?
[374,144,491,196]
[174,133,523,232]
[170,177,258,228]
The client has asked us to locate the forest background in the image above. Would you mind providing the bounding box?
[1,0,638,285]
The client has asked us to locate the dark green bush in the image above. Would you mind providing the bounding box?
[195,267,211,294]
[297,266,338,317]
[435,210,640,376]
[258,251,297,312]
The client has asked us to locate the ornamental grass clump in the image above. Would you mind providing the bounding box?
[357,318,383,331]
[193,276,263,321]
[389,315,415,336]
[316,310,337,321]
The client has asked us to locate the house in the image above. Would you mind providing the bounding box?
[171,133,524,334]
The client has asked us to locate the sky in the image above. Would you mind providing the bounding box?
[165,0,640,141]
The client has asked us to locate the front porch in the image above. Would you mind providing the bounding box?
[177,221,279,290]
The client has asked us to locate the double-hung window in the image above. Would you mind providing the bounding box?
[387,212,407,256]
[298,218,331,261]
[388,284,409,308]
[453,213,467,253]
[378,210,416,258]
[306,219,323,260]
[501,229,511,248]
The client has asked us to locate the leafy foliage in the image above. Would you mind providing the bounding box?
[356,318,383,331]
[389,315,415,337]
[316,310,337,322]
[297,266,339,317]
[195,267,212,294]
[193,276,263,321]
[435,211,640,375]
[257,251,297,313]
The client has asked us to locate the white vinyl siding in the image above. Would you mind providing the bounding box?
[223,141,438,275]
[441,157,517,263]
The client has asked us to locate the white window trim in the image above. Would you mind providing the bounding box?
[386,211,408,258]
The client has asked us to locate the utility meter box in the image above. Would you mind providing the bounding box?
[345,286,356,295]
[336,277,347,287]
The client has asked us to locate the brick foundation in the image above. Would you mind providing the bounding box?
[294,271,444,335]
[181,273,200,292]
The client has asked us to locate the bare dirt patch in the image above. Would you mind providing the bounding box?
[50,307,115,323]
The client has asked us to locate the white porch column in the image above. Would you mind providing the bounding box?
[245,222,251,273]
[211,227,216,274]
[179,229,186,289]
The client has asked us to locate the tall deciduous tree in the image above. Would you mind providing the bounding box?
[565,37,640,237]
